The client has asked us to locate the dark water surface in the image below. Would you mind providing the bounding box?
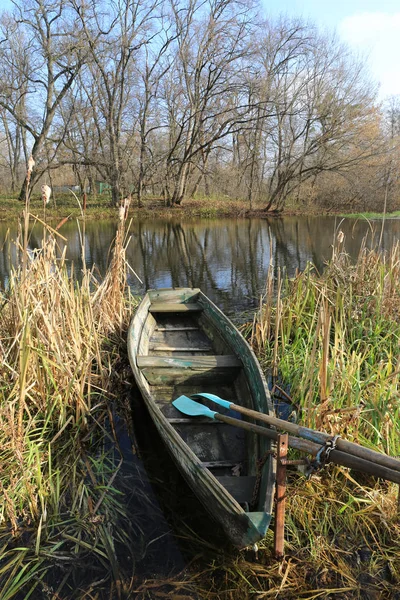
[1,215,399,315]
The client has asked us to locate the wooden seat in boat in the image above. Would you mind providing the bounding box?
[137,354,242,384]
[149,303,203,313]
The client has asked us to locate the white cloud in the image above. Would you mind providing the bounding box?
[339,12,400,98]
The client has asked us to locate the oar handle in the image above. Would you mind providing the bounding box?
[329,449,400,484]
[228,402,400,475]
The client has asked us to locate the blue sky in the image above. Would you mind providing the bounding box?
[0,0,398,98]
[265,0,400,99]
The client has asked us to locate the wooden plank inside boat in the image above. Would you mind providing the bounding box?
[148,288,201,304]
[137,355,242,369]
[149,302,203,313]
[149,327,212,348]
[138,355,242,385]
[140,367,239,385]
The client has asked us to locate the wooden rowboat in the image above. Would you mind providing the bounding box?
[128,288,276,548]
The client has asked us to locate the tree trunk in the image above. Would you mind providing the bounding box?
[112,175,122,206]
[172,162,191,205]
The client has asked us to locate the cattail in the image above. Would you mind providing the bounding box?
[41,184,51,205]
[26,155,35,185]
[119,196,131,221]
[124,195,131,219]
[27,155,35,174]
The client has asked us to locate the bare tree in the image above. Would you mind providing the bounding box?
[161,0,256,206]
[0,0,87,199]
[57,87,103,194]
[0,15,29,192]
[220,17,379,211]
[135,25,175,207]
[71,0,165,206]
[259,21,378,211]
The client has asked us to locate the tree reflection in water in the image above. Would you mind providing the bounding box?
[1,216,399,313]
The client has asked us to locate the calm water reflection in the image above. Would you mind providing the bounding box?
[1,216,399,314]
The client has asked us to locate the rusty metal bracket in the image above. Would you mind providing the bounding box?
[274,432,288,559]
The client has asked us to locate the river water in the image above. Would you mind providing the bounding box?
[1,215,399,314]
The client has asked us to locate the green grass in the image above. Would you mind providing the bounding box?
[340,211,400,219]
[0,193,118,221]
[251,243,400,456]
[246,239,400,597]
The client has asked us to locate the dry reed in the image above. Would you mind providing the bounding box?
[0,206,139,598]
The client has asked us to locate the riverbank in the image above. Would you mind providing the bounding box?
[1,221,399,598]
[3,193,399,222]
[0,194,250,222]
[136,239,400,598]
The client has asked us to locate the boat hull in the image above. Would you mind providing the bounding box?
[128,288,275,548]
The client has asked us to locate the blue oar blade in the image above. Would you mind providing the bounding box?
[192,392,232,410]
[172,395,217,419]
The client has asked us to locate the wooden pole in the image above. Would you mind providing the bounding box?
[274,433,288,559]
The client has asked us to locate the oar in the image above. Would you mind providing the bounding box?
[172,395,321,455]
[172,396,400,485]
[192,393,400,475]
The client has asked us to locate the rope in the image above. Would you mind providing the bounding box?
[306,435,340,478]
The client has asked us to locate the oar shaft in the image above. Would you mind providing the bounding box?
[229,403,400,475]
[216,414,400,485]
[214,413,319,455]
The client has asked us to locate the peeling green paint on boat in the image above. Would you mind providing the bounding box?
[247,512,272,537]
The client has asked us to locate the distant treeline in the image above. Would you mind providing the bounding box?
[0,0,399,211]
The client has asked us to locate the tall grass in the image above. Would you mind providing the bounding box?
[0,209,139,598]
[251,237,400,456]
[247,236,400,597]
